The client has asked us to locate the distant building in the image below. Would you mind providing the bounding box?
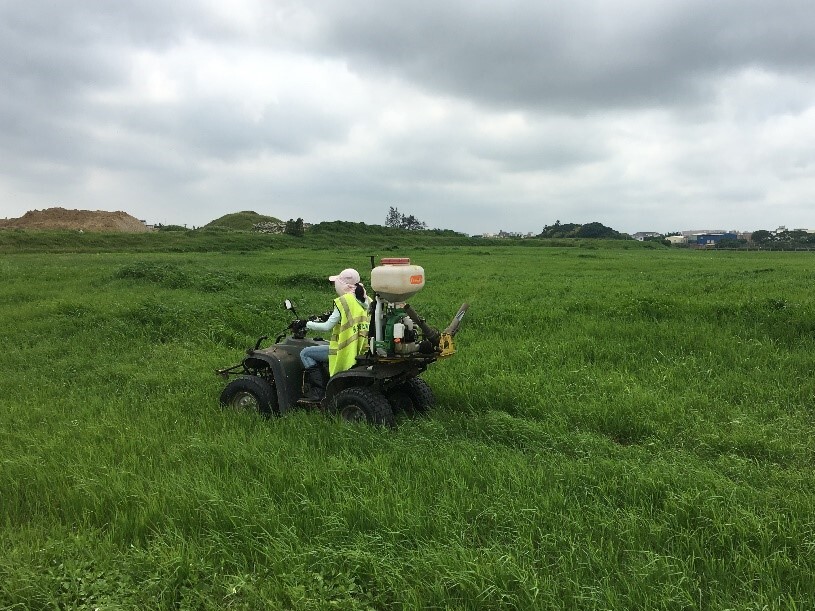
[681,229,728,238]
[665,235,687,245]
[498,230,527,238]
[631,231,660,241]
[692,232,737,247]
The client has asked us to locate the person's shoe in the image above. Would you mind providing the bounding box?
[303,366,326,401]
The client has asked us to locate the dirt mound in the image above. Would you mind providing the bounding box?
[0,207,152,232]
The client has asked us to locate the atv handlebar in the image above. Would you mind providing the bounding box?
[309,310,332,323]
[288,319,308,340]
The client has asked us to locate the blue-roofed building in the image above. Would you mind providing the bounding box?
[693,232,737,246]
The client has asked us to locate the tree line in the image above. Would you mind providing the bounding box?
[537,220,630,239]
[385,207,428,231]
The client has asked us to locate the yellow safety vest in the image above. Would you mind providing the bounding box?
[328,293,370,376]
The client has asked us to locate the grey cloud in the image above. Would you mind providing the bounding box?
[310,0,815,113]
[0,2,186,97]
[0,1,353,187]
[115,95,350,161]
[0,0,253,121]
[468,131,608,173]
[2,0,814,235]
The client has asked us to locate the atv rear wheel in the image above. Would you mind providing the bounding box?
[333,387,395,427]
[387,377,435,416]
[220,376,278,416]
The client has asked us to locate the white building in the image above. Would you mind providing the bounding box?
[631,231,660,241]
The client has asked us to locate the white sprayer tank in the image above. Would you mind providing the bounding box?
[371,258,425,302]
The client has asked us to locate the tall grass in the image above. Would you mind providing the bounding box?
[1,246,813,609]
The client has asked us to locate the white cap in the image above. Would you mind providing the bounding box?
[328,268,360,284]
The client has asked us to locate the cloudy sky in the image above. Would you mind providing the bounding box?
[1,1,814,235]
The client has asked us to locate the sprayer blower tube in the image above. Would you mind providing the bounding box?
[444,303,469,337]
[403,304,440,346]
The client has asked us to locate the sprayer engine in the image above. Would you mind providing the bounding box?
[378,306,421,356]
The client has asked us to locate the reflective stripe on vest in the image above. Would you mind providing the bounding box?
[328,293,369,376]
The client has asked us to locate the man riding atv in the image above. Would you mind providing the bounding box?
[297,268,371,400]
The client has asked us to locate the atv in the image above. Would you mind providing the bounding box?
[216,258,468,426]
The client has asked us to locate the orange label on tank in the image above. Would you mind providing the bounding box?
[410,275,423,284]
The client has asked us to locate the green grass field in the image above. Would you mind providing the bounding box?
[1,240,813,609]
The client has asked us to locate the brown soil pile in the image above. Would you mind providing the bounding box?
[0,207,152,232]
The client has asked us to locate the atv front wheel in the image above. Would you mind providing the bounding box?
[333,387,395,427]
[387,377,435,417]
[219,376,278,416]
